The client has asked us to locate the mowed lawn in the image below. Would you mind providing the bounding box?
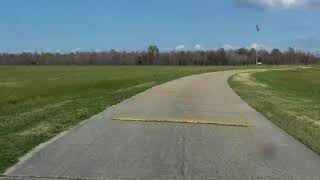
[0,65,250,173]
[230,67,320,155]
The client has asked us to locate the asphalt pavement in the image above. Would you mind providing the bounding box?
[3,71,320,180]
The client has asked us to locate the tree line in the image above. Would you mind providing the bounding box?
[0,46,319,65]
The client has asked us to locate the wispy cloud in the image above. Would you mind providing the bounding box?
[55,49,63,53]
[20,49,35,53]
[71,48,82,53]
[236,0,320,11]
[223,43,269,50]
[285,24,311,32]
[194,44,205,50]
[194,44,201,49]
[223,44,239,50]
[248,42,269,50]
[175,44,185,50]
[294,35,320,48]
[92,49,102,52]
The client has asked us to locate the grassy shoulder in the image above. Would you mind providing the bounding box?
[229,67,320,154]
[1,65,265,173]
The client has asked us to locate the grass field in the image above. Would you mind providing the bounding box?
[229,67,320,154]
[1,65,259,173]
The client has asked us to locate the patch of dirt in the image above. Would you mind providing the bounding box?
[18,100,72,117]
[48,100,72,109]
[285,110,320,127]
[48,77,61,81]
[18,121,52,136]
[297,66,313,69]
[233,71,267,88]
[0,82,23,87]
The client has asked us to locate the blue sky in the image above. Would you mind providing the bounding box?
[0,0,319,53]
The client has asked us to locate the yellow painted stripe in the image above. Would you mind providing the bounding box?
[112,116,254,127]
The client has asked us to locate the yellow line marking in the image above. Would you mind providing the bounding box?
[112,116,254,127]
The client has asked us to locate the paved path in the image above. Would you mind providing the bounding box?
[3,71,320,180]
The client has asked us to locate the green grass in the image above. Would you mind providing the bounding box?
[1,65,261,173]
[229,67,320,154]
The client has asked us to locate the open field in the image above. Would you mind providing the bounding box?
[1,65,266,173]
[229,67,320,155]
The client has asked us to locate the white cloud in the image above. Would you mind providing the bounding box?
[293,35,320,49]
[223,43,269,51]
[21,49,34,53]
[194,44,201,49]
[175,44,185,50]
[194,44,205,50]
[71,48,82,53]
[90,48,102,52]
[236,0,320,11]
[247,42,272,51]
[55,49,63,53]
[162,47,173,51]
[223,44,239,50]
[248,43,266,50]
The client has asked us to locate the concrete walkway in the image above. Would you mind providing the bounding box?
[3,71,320,180]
